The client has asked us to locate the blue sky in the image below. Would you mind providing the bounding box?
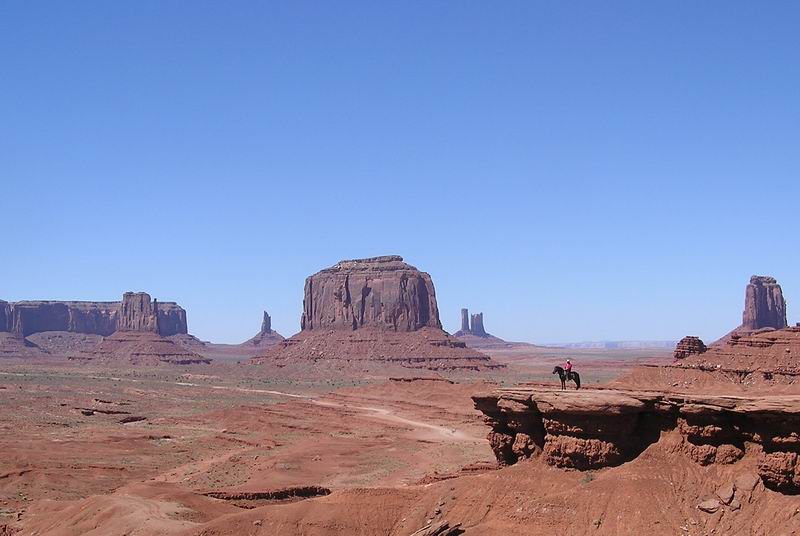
[2,2,798,343]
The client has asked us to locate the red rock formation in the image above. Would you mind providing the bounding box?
[674,336,707,359]
[470,313,488,337]
[460,308,470,333]
[300,256,441,332]
[743,276,787,331]
[0,297,188,338]
[253,256,501,371]
[623,326,800,389]
[243,310,285,347]
[69,292,207,365]
[473,386,800,493]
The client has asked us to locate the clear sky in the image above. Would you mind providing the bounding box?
[2,2,798,344]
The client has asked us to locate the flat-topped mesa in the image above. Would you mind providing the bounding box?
[674,336,707,359]
[743,275,787,331]
[252,256,501,371]
[300,255,441,332]
[0,296,188,337]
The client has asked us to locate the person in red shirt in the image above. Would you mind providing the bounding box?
[564,359,573,375]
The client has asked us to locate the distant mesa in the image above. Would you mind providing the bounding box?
[251,256,502,371]
[0,292,208,365]
[299,255,441,332]
[0,293,188,338]
[243,311,284,347]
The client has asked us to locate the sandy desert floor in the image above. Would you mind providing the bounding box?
[0,348,681,535]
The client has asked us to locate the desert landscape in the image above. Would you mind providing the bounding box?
[1,257,798,535]
[4,3,798,534]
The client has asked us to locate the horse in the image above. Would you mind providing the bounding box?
[553,366,581,390]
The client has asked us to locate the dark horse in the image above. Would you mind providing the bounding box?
[553,366,581,390]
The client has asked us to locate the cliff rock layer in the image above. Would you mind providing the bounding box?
[300,256,441,332]
[474,386,800,493]
[674,336,707,359]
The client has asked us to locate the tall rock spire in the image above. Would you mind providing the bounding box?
[742,276,787,331]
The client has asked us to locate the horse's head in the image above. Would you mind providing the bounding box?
[552,366,561,374]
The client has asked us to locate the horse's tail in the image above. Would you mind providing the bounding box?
[574,372,581,389]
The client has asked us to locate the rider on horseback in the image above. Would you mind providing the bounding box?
[564,359,573,376]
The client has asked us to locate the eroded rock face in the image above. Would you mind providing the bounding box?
[300,256,441,332]
[460,309,470,333]
[0,296,188,337]
[252,256,501,371]
[743,276,787,331]
[261,311,272,334]
[118,292,159,333]
[674,336,707,359]
[473,387,800,493]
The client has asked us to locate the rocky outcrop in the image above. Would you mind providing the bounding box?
[243,310,284,347]
[0,296,188,337]
[743,276,787,331]
[118,292,159,333]
[470,313,487,337]
[252,256,501,371]
[473,386,800,493]
[300,256,441,332]
[674,336,707,359]
[624,326,800,389]
[716,275,789,344]
[454,308,492,338]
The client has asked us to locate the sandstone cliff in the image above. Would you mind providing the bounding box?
[300,256,441,332]
[253,256,500,371]
[117,292,159,332]
[474,386,800,493]
[0,296,188,338]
